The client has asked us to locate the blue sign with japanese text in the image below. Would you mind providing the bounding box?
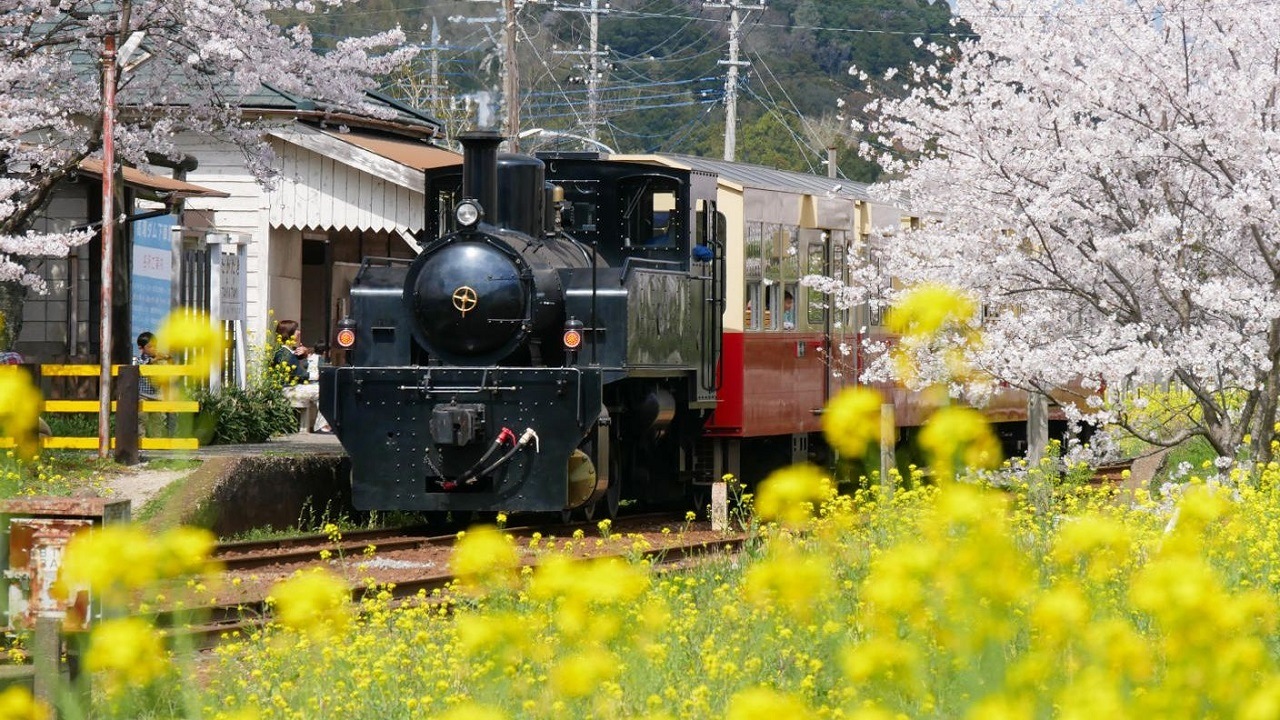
[130,214,176,349]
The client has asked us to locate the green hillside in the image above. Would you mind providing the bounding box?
[284,0,963,181]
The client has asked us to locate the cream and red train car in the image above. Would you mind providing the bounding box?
[607,154,1044,483]
[601,154,894,481]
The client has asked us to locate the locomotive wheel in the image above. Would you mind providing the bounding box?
[584,447,623,521]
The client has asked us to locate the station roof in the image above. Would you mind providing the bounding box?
[321,130,460,171]
[78,159,230,199]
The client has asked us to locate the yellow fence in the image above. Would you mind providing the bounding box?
[1,364,201,452]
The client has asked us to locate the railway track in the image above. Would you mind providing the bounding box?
[212,513,693,571]
[165,513,744,647]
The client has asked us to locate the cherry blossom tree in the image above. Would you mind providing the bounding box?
[842,0,1280,460]
[0,0,415,345]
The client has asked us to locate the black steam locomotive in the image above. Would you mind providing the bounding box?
[319,131,724,518]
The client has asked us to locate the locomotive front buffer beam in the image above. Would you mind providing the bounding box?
[320,366,606,513]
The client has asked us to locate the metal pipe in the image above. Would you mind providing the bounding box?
[98,33,116,459]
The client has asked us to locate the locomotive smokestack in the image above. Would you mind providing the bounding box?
[459,130,504,224]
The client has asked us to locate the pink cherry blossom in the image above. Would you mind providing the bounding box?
[0,0,417,292]
[844,0,1280,459]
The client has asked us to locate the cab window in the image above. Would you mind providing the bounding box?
[619,176,681,249]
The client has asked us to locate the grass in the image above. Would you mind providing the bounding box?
[1150,435,1216,488]
[219,501,422,542]
[143,458,202,472]
[134,474,192,523]
[0,450,120,498]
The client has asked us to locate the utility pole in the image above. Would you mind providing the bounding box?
[98,31,117,458]
[706,0,764,162]
[554,0,611,143]
[429,18,443,105]
[449,2,521,145]
[503,0,521,150]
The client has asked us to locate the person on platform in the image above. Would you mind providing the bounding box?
[273,320,329,433]
[134,331,173,437]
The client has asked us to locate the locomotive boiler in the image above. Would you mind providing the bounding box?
[319,131,724,518]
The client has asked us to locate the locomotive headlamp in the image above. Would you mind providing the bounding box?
[455,200,482,228]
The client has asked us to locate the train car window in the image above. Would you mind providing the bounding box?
[764,223,784,286]
[764,284,784,330]
[745,282,762,330]
[867,247,886,327]
[806,240,826,328]
[782,284,798,330]
[831,233,849,330]
[745,222,764,330]
[619,177,681,249]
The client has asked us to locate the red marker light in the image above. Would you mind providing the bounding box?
[337,328,356,348]
[563,329,582,349]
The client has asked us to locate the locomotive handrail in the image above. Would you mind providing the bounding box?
[396,384,521,393]
[357,255,415,270]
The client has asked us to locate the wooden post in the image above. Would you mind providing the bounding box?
[115,364,139,465]
[880,402,896,497]
[711,480,727,532]
[31,616,59,708]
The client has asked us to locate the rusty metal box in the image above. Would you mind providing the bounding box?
[0,498,130,632]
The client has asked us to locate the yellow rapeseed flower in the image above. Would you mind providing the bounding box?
[0,685,48,720]
[841,636,922,687]
[54,524,162,607]
[1029,583,1090,647]
[0,366,43,459]
[452,525,521,592]
[84,617,168,694]
[918,406,1001,479]
[822,386,883,459]
[155,309,225,383]
[726,686,810,720]
[754,464,833,527]
[156,526,219,577]
[549,648,618,698]
[438,704,508,720]
[743,540,833,620]
[267,568,351,638]
[886,283,977,338]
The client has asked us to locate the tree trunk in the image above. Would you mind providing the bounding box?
[0,281,26,353]
[1253,318,1280,464]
